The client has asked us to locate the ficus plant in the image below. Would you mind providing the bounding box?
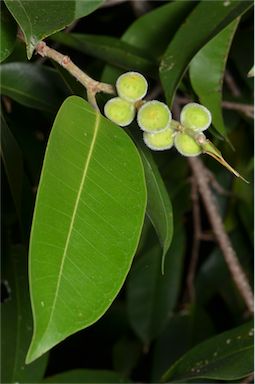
[1,1,254,383]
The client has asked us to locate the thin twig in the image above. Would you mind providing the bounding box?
[205,169,232,196]
[147,84,162,100]
[101,0,128,7]
[222,101,254,119]
[175,96,254,119]
[35,41,115,108]
[199,232,215,241]
[241,373,254,384]
[130,0,151,17]
[186,178,202,300]
[188,157,254,315]
[225,69,241,97]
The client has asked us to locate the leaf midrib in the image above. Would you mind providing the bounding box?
[45,111,101,331]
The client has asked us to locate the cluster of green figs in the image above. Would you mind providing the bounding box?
[104,72,212,157]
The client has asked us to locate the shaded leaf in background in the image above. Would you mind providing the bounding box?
[43,369,127,383]
[51,32,157,76]
[162,321,254,382]
[1,245,48,383]
[230,28,254,91]
[1,112,33,238]
[235,160,254,244]
[0,62,69,112]
[112,337,141,378]
[51,60,86,98]
[160,0,253,106]
[190,19,239,137]
[1,113,23,218]
[26,96,147,363]
[196,230,251,316]
[127,224,185,344]
[0,3,17,63]
[1,39,27,63]
[151,308,215,382]
[102,0,195,83]
[138,144,173,271]
[4,0,104,59]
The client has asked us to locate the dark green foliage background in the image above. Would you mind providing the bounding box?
[1,1,254,383]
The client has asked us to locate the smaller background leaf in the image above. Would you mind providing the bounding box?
[43,369,127,383]
[101,0,195,84]
[137,142,173,268]
[1,111,34,238]
[1,245,48,383]
[51,32,156,76]
[159,0,253,106]
[4,0,104,59]
[0,3,17,63]
[151,307,215,382]
[0,62,69,112]
[189,19,239,137]
[162,321,254,382]
[127,224,185,344]
[1,112,23,218]
[112,337,141,378]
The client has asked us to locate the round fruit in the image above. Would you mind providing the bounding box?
[143,126,174,151]
[104,97,135,127]
[137,100,171,133]
[116,72,148,102]
[174,132,202,157]
[180,103,211,132]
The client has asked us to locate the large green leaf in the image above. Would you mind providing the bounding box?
[51,32,156,76]
[190,19,239,137]
[43,369,127,383]
[1,245,48,383]
[127,224,185,344]
[26,96,147,363]
[160,0,253,106]
[0,4,17,63]
[4,0,104,59]
[137,144,173,271]
[162,321,254,382]
[0,62,68,112]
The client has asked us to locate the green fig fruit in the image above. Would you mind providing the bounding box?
[180,102,211,132]
[143,126,174,151]
[174,132,202,156]
[104,97,135,127]
[137,100,171,133]
[116,71,148,102]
